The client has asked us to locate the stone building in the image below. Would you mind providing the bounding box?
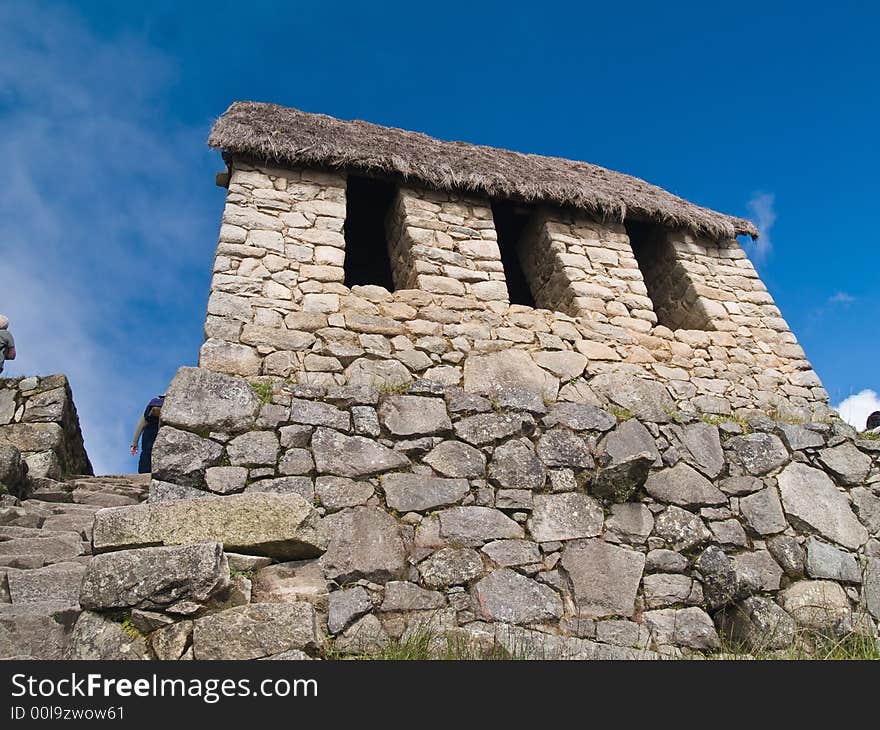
[203,101,828,420]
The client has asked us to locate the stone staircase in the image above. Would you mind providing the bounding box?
[0,474,150,658]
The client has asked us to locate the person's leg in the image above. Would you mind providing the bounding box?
[139,429,157,473]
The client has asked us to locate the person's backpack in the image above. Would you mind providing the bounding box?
[867,411,880,431]
[144,395,166,424]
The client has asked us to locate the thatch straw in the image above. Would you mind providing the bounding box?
[209,101,758,240]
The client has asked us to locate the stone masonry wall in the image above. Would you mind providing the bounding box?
[199,160,827,419]
[0,375,92,487]
[385,187,507,300]
[106,365,880,660]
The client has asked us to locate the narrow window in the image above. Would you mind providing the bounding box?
[490,200,536,307]
[626,219,714,331]
[343,175,396,290]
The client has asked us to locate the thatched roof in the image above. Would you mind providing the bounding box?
[209,101,758,240]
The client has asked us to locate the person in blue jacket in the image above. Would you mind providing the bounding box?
[130,395,166,473]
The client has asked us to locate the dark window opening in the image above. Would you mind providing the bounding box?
[491,200,536,307]
[626,219,713,331]
[343,175,396,290]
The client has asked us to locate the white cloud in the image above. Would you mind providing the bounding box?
[745,192,776,262]
[835,390,880,431]
[0,2,218,473]
[827,291,855,304]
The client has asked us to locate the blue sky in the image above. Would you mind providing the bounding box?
[2,1,878,473]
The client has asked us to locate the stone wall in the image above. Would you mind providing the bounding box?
[0,375,92,488]
[198,160,828,419]
[121,365,880,659]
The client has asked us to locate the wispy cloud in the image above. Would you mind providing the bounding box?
[827,291,855,305]
[744,191,776,263]
[835,389,880,430]
[0,2,219,473]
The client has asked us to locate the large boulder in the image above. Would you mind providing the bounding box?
[716,596,796,651]
[589,373,675,423]
[817,443,872,486]
[381,474,468,513]
[489,440,547,491]
[777,462,868,550]
[665,422,724,478]
[192,602,321,659]
[643,607,720,650]
[777,580,852,636]
[438,507,524,546]
[6,562,85,605]
[160,366,260,434]
[423,441,486,478]
[725,433,789,476]
[80,542,230,613]
[92,493,327,560]
[0,602,79,659]
[418,547,484,588]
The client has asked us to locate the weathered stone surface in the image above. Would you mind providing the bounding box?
[605,503,654,545]
[532,350,588,380]
[725,433,789,476]
[528,493,603,543]
[536,428,593,469]
[327,586,372,634]
[543,402,616,432]
[667,422,724,478]
[149,620,192,660]
[731,550,783,592]
[642,573,702,608]
[322,507,406,584]
[0,531,84,564]
[289,398,351,431]
[377,396,452,436]
[777,580,852,636]
[380,581,445,612]
[246,476,314,502]
[332,613,389,656]
[739,486,787,536]
[592,452,654,503]
[226,431,279,467]
[438,507,523,546]
[418,547,484,588]
[161,367,260,433]
[93,493,327,560]
[817,443,872,486]
[644,462,726,508]
[777,462,868,550]
[767,535,805,579]
[602,418,661,463]
[652,506,712,551]
[80,542,230,612]
[251,559,328,608]
[709,518,748,548]
[776,423,824,451]
[489,440,546,491]
[423,440,486,478]
[481,539,541,567]
[6,562,85,605]
[561,540,645,618]
[67,611,149,660]
[719,476,763,496]
[151,427,223,487]
[0,444,26,495]
[717,596,796,650]
[851,487,880,535]
[311,428,410,477]
[590,373,675,423]
[0,602,78,659]
[643,607,720,650]
[205,466,248,495]
[472,568,562,624]
[694,545,751,609]
[147,480,209,502]
[645,549,689,574]
[463,350,556,399]
[865,558,880,621]
[192,602,320,659]
[804,538,861,583]
[315,476,374,511]
[453,412,533,446]
[0,423,63,453]
[381,473,468,513]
